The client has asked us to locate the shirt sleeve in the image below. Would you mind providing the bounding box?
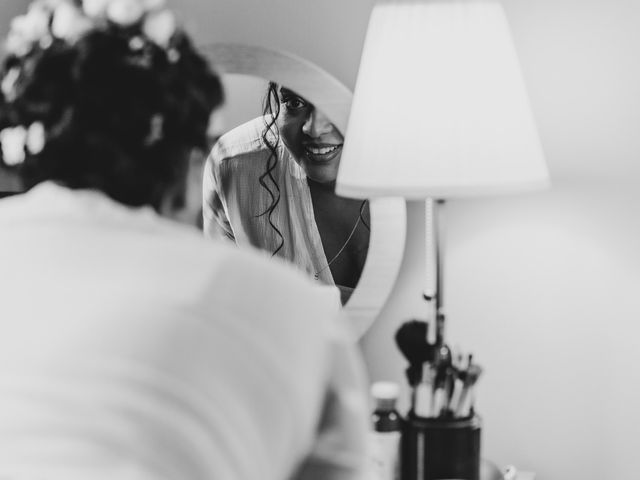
[202,148,235,242]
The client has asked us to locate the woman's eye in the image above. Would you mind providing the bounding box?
[283,97,307,110]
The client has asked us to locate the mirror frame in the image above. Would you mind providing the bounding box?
[200,43,406,336]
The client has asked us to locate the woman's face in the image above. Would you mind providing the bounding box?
[276,87,344,184]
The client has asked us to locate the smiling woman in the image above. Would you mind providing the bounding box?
[199,43,406,334]
[203,83,370,304]
[277,85,344,183]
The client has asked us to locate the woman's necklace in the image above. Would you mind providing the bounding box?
[314,199,368,281]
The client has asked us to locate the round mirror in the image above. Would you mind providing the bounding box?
[200,43,406,336]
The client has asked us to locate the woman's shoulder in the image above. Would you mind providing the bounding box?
[211,116,278,164]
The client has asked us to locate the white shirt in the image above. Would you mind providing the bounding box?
[202,117,335,285]
[0,183,369,480]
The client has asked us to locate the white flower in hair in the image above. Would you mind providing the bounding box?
[5,33,32,57]
[52,3,93,41]
[39,34,54,49]
[142,9,176,48]
[15,4,50,41]
[82,0,111,18]
[128,35,145,51]
[107,0,145,27]
[26,122,46,155]
[0,126,27,166]
[6,31,31,58]
[5,4,50,56]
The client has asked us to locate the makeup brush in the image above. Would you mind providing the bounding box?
[394,320,435,380]
[395,320,436,414]
[414,364,435,417]
[455,358,483,417]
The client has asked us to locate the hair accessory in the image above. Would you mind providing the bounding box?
[6,4,50,57]
[51,2,93,40]
[0,122,46,165]
[26,122,46,155]
[0,127,27,166]
[142,8,176,48]
[128,35,145,50]
[4,0,177,60]
[39,34,54,49]
[0,0,222,196]
[1,0,185,167]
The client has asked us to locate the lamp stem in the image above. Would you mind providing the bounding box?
[424,198,446,346]
[435,199,446,346]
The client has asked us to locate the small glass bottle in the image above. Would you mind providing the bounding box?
[370,381,402,480]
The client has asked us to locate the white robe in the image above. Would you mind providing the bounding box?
[203,116,335,286]
[0,183,369,480]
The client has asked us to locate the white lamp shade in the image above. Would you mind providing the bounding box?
[336,0,550,199]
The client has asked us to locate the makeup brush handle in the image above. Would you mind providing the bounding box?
[432,387,447,417]
[454,386,470,417]
[456,385,476,417]
[414,382,433,417]
[448,378,464,412]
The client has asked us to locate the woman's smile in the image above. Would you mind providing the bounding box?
[303,142,343,163]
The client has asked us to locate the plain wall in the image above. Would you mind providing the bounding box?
[214,74,267,137]
[2,1,639,478]
[171,0,374,90]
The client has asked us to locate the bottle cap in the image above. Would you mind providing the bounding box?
[371,381,400,410]
[371,381,400,400]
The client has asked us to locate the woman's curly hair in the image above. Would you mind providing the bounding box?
[258,81,284,256]
[0,0,223,210]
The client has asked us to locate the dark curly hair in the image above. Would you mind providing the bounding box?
[0,2,223,211]
[258,81,284,256]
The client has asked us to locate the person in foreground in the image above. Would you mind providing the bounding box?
[203,84,370,305]
[0,1,369,479]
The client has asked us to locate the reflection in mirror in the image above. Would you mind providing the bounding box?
[203,77,370,305]
[175,43,405,332]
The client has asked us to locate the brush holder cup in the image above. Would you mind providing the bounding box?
[401,414,481,480]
